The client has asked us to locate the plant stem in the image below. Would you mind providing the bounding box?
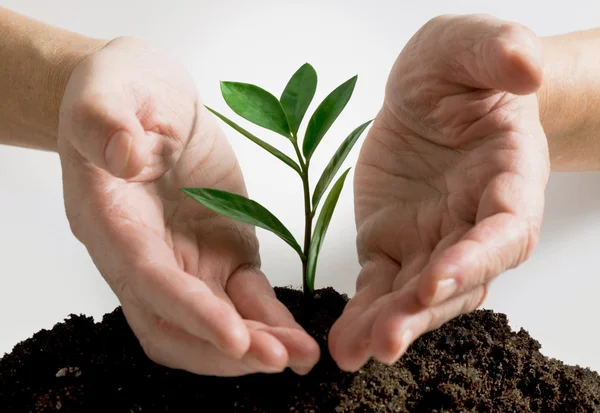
[292,137,313,296]
[291,139,306,171]
[301,161,313,296]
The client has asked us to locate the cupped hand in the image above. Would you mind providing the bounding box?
[57,37,319,376]
[330,14,549,371]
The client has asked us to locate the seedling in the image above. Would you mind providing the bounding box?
[181,63,371,296]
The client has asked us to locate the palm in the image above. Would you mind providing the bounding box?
[329,15,550,372]
[58,37,318,376]
[355,91,543,309]
[77,110,254,314]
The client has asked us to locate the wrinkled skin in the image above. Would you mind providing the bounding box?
[330,14,550,371]
[57,37,319,376]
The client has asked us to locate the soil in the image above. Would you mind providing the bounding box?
[1,286,599,412]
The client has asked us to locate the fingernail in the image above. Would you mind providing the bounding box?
[430,278,458,306]
[384,329,413,365]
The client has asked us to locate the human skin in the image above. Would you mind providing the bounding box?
[329,14,600,372]
[1,8,599,375]
[0,7,319,377]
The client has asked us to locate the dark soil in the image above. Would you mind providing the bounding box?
[1,287,599,412]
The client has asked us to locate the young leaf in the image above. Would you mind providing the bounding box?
[220,81,291,138]
[302,75,357,160]
[312,119,372,212]
[181,188,304,259]
[205,106,301,175]
[280,63,318,136]
[305,168,351,292]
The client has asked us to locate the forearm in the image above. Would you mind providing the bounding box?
[0,7,104,151]
[538,29,600,171]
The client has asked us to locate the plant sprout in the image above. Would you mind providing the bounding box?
[181,63,371,296]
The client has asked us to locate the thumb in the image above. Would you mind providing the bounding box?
[59,93,150,179]
[428,14,544,95]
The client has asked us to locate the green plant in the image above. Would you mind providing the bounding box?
[181,63,371,296]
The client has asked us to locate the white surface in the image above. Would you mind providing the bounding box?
[1,0,600,374]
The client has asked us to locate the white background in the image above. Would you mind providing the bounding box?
[1,0,600,375]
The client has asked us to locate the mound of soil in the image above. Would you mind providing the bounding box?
[1,287,599,412]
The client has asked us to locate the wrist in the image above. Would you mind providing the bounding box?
[46,38,108,144]
[537,30,600,171]
[0,7,106,151]
[536,35,575,152]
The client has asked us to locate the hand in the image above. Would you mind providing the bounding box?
[57,37,319,376]
[329,14,549,371]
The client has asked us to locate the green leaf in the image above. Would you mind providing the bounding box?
[312,119,372,212]
[220,81,291,138]
[305,169,351,292]
[181,188,304,259]
[302,75,357,159]
[280,63,318,136]
[205,106,301,175]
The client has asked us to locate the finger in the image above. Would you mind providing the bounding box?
[426,14,543,94]
[128,261,251,360]
[336,272,432,371]
[418,213,537,307]
[391,254,429,292]
[244,329,289,374]
[329,259,398,372]
[77,189,254,361]
[337,274,487,370]
[331,275,426,372]
[59,69,151,178]
[227,266,320,373]
[391,230,466,302]
[227,266,300,328]
[344,258,397,314]
[370,283,487,365]
[263,327,320,375]
[330,297,384,372]
[132,313,287,376]
[398,229,467,300]
[84,202,254,362]
[418,164,545,306]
